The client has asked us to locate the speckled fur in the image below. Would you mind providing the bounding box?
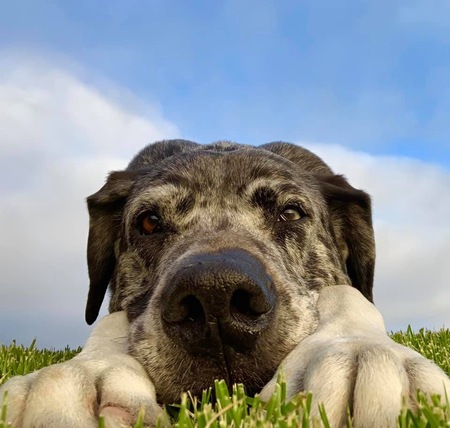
[85,140,375,403]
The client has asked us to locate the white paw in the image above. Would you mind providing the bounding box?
[0,312,161,428]
[260,286,450,427]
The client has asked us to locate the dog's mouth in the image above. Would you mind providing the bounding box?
[154,344,273,404]
[221,345,273,397]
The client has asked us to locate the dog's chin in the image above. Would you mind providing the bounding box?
[152,349,277,404]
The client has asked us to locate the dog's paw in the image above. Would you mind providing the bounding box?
[260,285,450,427]
[0,312,161,428]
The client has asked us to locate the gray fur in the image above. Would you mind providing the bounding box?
[86,140,375,403]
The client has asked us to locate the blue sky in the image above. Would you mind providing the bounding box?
[2,0,450,164]
[0,0,449,348]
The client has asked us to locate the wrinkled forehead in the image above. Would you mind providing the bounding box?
[129,149,321,208]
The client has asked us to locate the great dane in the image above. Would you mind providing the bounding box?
[1,140,449,427]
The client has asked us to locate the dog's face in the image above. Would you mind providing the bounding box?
[85,140,375,403]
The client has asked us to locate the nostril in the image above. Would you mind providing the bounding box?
[231,289,252,317]
[230,289,270,319]
[163,294,206,324]
[180,295,205,323]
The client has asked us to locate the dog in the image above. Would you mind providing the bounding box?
[1,140,449,427]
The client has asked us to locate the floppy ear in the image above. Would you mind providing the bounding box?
[85,140,201,325]
[85,170,140,325]
[320,174,375,302]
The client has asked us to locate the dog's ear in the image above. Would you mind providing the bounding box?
[85,170,141,325]
[320,174,375,302]
[85,140,200,325]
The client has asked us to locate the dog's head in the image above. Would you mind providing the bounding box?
[85,140,375,402]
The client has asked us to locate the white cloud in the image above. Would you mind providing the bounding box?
[307,143,450,332]
[0,55,177,158]
[0,57,179,348]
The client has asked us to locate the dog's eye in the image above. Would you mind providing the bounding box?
[278,205,303,222]
[137,211,161,235]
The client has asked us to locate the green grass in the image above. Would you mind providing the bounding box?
[0,339,80,384]
[1,328,449,427]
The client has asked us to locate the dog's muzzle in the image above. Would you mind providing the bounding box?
[161,249,276,355]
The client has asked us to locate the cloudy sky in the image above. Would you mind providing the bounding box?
[1,0,449,349]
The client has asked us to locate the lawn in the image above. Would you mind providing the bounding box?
[1,327,449,427]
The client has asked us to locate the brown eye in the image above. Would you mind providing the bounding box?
[137,211,160,235]
[278,205,303,222]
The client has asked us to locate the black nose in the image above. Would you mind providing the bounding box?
[160,249,276,354]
